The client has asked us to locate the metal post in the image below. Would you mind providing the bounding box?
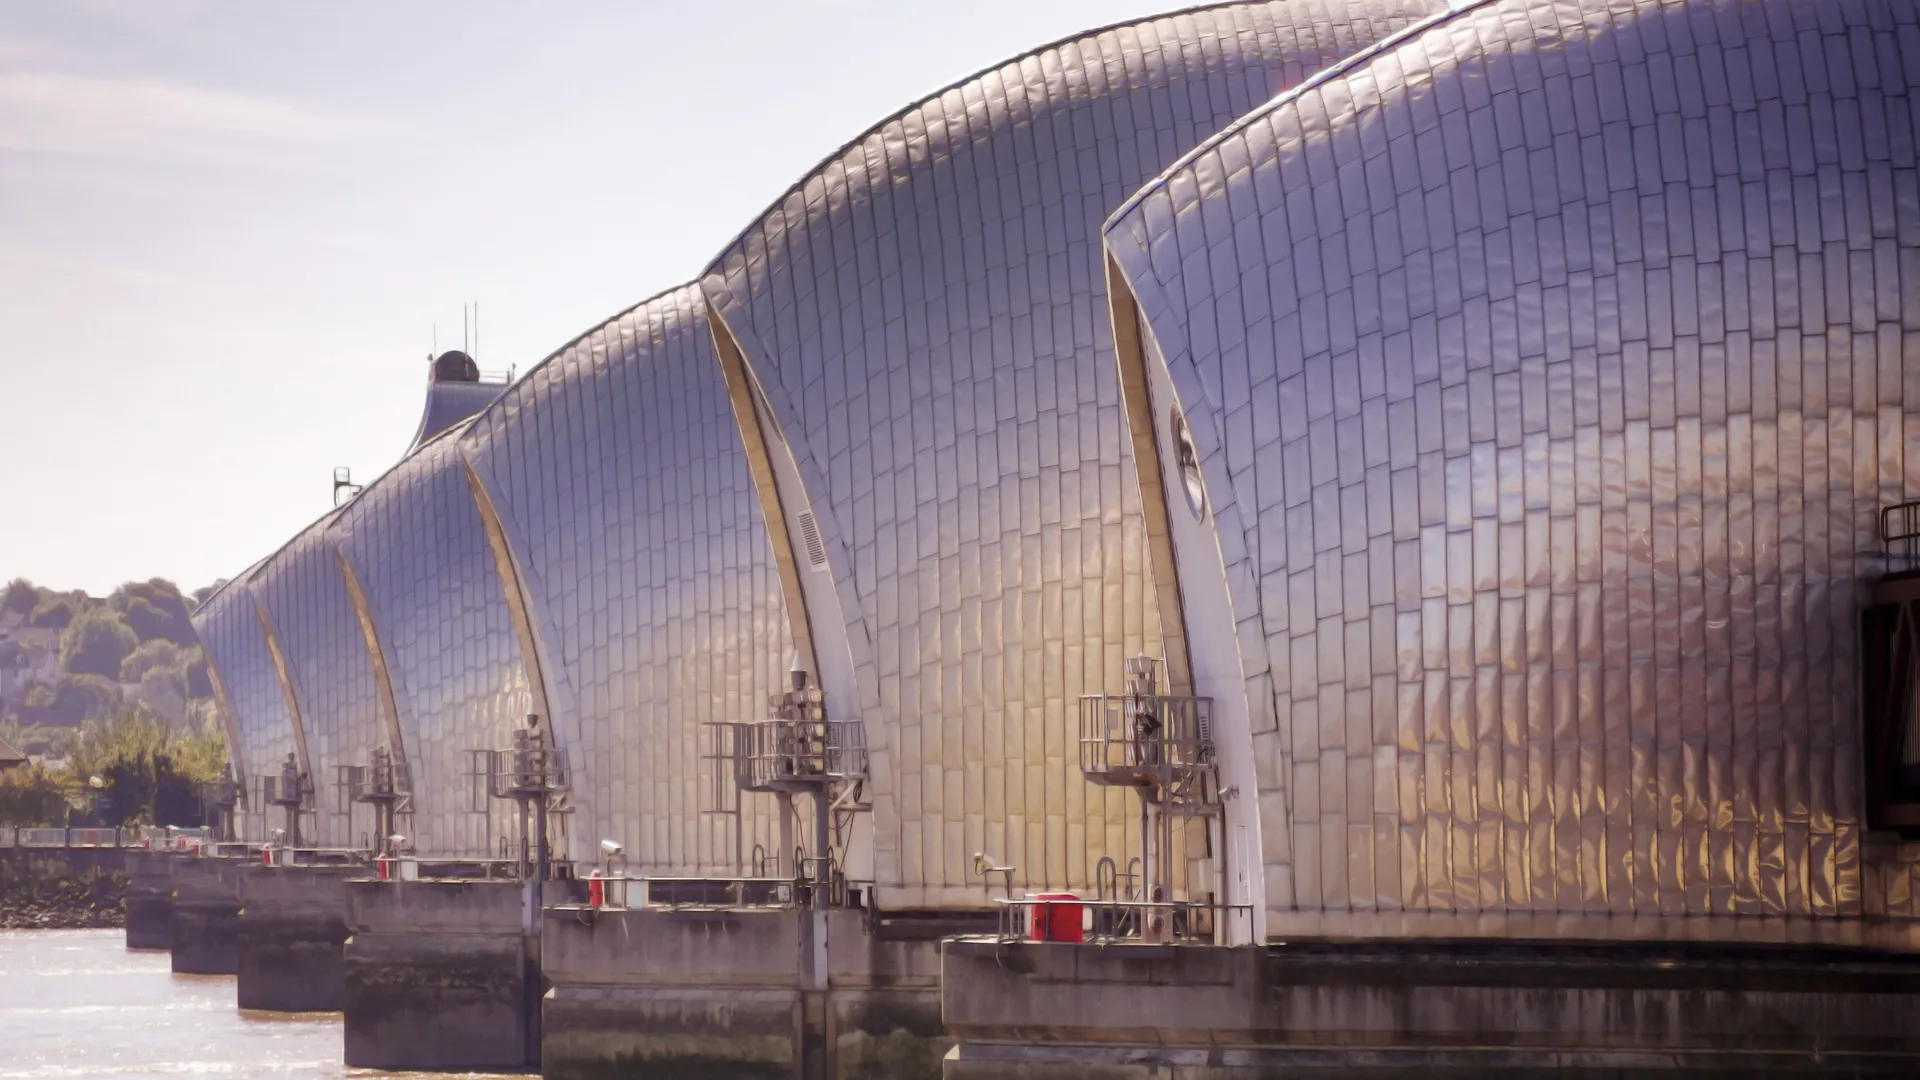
[777,793,795,879]
[812,789,831,907]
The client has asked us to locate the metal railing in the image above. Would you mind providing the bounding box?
[1078,692,1216,803]
[0,825,194,849]
[993,895,1252,946]
[636,876,797,909]
[711,718,868,795]
[480,743,570,800]
[1886,499,1920,565]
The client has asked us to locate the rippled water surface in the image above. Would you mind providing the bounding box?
[0,929,519,1079]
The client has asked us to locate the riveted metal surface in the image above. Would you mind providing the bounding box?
[1106,0,1920,926]
[247,519,387,849]
[193,566,297,843]
[329,429,536,857]
[702,0,1447,908]
[461,284,795,874]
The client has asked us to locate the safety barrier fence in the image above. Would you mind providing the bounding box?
[993,895,1253,946]
[0,825,208,850]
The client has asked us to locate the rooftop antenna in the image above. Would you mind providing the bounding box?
[474,301,479,357]
[463,304,469,354]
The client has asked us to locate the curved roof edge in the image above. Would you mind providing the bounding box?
[699,0,1304,276]
[1104,0,1496,234]
[409,378,507,454]
[464,280,704,421]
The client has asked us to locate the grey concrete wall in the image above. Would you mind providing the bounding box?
[941,939,1920,1076]
[169,856,245,975]
[125,850,171,950]
[236,864,354,1012]
[540,907,945,1080]
[342,878,537,1071]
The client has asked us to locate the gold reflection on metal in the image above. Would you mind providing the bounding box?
[202,659,248,799]
[1108,256,1195,698]
[249,594,313,780]
[705,307,819,677]
[333,545,413,792]
[458,455,554,727]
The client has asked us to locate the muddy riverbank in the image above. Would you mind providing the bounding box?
[0,851,125,929]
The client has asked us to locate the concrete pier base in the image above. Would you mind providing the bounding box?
[940,939,1920,1078]
[169,855,245,974]
[124,850,172,950]
[540,906,947,1080]
[343,878,540,1072]
[237,862,354,1012]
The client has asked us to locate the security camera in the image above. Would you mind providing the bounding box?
[600,839,624,857]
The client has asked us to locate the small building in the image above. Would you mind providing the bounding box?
[0,737,27,774]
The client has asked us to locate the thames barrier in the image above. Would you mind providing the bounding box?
[134,0,1920,1075]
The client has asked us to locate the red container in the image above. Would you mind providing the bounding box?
[1028,892,1083,943]
[375,857,391,881]
[587,870,606,908]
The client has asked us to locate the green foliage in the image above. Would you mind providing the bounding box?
[111,580,194,645]
[58,608,138,679]
[27,596,74,629]
[65,710,226,827]
[1,579,38,618]
[16,684,56,726]
[51,674,121,727]
[136,668,188,723]
[0,764,74,826]
[0,722,76,761]
[119,639,185,683]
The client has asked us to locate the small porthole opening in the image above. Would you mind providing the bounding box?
[1171,408,1205,521]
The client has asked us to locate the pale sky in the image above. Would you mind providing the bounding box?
[0,0,1163,597]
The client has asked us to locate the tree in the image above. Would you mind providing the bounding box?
[51,674,122,727]
[16,683,57,726]
[184,652,213,698]
[112,580,195,645]
[119,639,185,684]
[191,581,226,607]
[0,765,73,826]
[1,579,39,619]
[28,596,74,629]
[59,608,138,679]
[66,709,226,827]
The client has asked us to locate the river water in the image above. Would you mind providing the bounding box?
[0,929,518,1079]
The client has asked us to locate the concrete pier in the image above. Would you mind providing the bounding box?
[169,855,245,975]
[236,861,355,1012]
[124,850,173,950]
[539,905,948,1080]
[940,938,1920,1078]
[342,876,541,1071]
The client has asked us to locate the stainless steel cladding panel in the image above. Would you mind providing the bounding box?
[331,430,535,858]
[1106,0,1920,925]
[462,285,795,874]
[413,380,505,452]
[193,570,297,843]
[246,520,385,849]
[703,0,1446,908]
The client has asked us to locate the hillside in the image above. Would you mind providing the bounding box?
[0,578,222,740]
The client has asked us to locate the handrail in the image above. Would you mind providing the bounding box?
[992,895,1253,945]
[0,825,203,849]
[1885,500,1920,563]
